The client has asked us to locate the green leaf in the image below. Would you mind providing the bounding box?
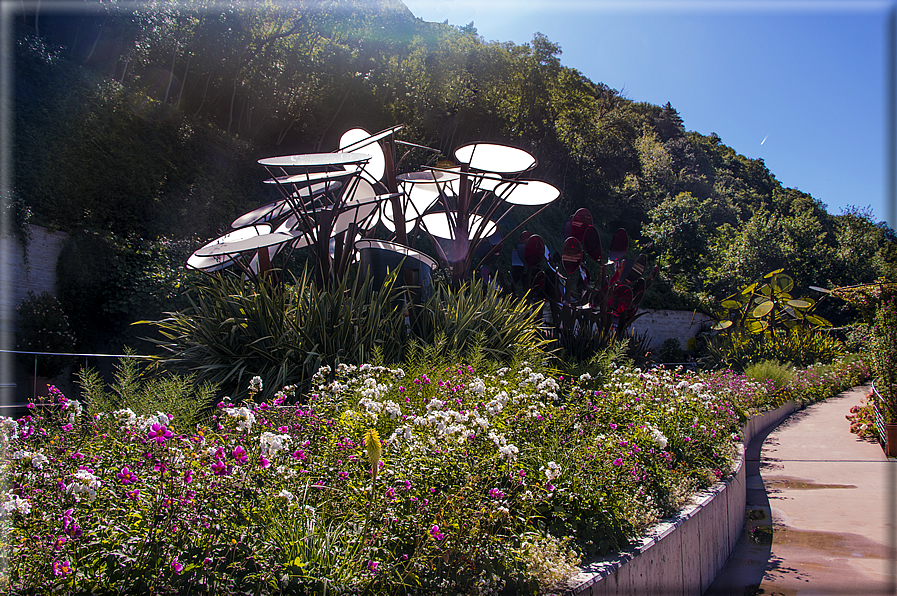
[752,301,774,318]
[773,274,794,294]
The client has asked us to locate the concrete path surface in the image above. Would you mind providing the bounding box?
[706,384,897,595]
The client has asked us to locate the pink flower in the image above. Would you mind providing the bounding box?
[53,559,72,577]
[183,470,193,484]
[613,458,623,467]
[232,446,248,465]
[259,456,270,468]
[211,459,227,476]
[148,423,173,445]
[127,488,140,500]
[116,466,136,485]
[171,556,184,574]
[429,524,444,541]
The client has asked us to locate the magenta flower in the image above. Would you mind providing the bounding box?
[232,446,248,465]
[52,559,72,577]
[148,423,173,445]
[54,536,67,550]
[211,459,227,476]
[171,556,184,574]
[613,458,623,467]
[127,489,140,500]
[259,456,270,468]
[183,469,193,484]
[429,524,444,541]
[116,466,136,485]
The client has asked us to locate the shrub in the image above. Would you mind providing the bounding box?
[143,266,406,401]
[409,280,549,362]
[846,392,878,441]
[706,326,844,370]
[15,291,76,377]
[743,360,795,393]
[3,358,743,594]
[871,295,897,421]
[658,338,685,363]
[78,355,217,429]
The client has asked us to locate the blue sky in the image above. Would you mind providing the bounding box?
[404,0,895,228]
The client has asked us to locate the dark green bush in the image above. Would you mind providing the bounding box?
[706,327,844,371]
[15,291,76,377]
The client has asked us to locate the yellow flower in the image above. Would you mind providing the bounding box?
[364,428,382,475]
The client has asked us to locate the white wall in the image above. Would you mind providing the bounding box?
[630,309,712,351]
[1,224,69,317]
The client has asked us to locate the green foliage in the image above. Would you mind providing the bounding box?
[658,338,685,363]
[706,327,844,371]
[871,295,897,421]
[411,280,549,362]
[743,360,795,392]
[846,392,878,441]
[556,339,631,385]
[144,266,407,401]
[4,190,32,269]
[79,356,217,429]
[15,3,897,320]
[713,269,831,335]
[55,230,201,349]
[15,291,77,377]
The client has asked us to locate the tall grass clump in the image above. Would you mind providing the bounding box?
[743,359,795,393]
[410,280,549,362]
[142,267,406,400]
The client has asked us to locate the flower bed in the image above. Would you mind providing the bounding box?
[0,355,870,595]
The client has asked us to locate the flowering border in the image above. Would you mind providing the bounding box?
[566,400,800,596]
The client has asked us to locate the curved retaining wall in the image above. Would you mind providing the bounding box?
[567,401,800,596]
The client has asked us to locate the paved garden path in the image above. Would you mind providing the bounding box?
[706,384,897,595]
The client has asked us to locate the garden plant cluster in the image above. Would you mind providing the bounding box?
[0,350,870,595]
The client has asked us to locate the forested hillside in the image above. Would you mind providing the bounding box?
[12,0,896,346]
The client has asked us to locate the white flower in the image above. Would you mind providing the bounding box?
[65,400,83,424]
[113,408,137,426]
[468,378,486,395]
[383,400,402,419]
[647,424,668,450]
[498,444,519,460]
[224,406,256,432]
[0,494,31,516]
[66,470,101,502]
[277,489,295,502]
[426,398,446,412]
[31,452,48,470]
[579,372,592,382]
[249,376,263,393]
[542,461,561,482]
[260,432,292,456]
[0,417,18,440]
